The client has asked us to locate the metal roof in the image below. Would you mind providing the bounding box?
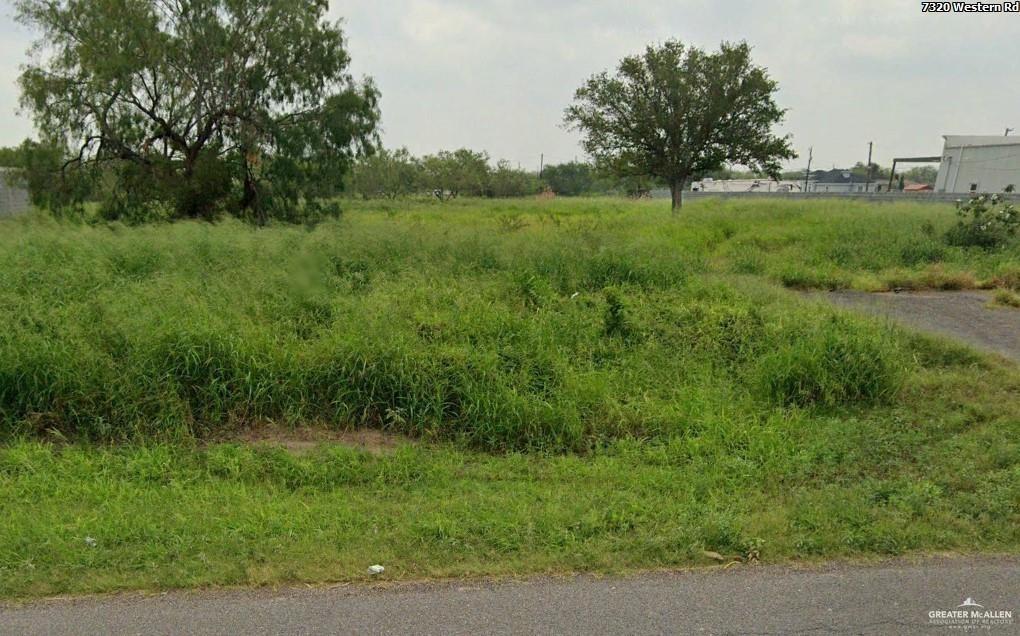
[810,169,858,184]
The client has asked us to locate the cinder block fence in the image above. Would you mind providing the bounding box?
[0,170,30,217]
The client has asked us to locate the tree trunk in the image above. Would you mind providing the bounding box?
[669,179,683,212]
[241,163,264,225]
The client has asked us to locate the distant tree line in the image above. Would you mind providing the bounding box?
[2,138,670,207]
[847,163,937,186]
[344,152,940,201]
[349,148,537,200]
[347,149,664,200]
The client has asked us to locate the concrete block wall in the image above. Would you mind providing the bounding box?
[675,191,1020,205]
[0,170,31,217]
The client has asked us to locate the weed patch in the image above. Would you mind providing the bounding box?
[992,289,1020,309]
[755,315,906,408]
[0,200,1009,450]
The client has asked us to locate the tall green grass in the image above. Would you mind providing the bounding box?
[755,316,905,408]
[0,197,1011,450]
[2,198,1020,598]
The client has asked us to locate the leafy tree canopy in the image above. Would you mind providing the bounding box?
[420,149,491,200]
[541,162,597,197]
[489,159,539,198]
[0,145,23,168]
[850,162,891,182]
[904,165,939,186]
[16,0,379,223]
[565,40,795,210]
[349,147,420,200]
[348,147,536,200]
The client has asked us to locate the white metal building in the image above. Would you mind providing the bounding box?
[935,135,1020,194]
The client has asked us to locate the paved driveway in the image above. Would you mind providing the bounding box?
[815,290,1020,363]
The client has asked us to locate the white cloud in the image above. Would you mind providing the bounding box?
[840,33,909,59]
[401,0,493,45]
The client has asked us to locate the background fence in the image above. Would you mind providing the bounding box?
[0,170,30,217]
[664,190,1020,205]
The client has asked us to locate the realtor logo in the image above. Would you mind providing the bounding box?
[929,598,1014,631]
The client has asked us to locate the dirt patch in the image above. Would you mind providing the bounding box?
[227,424,412,456]
[810,290,1020,363]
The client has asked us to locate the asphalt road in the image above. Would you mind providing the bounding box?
[2,558,1017,635]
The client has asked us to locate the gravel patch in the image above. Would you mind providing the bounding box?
[813,290,1020,363]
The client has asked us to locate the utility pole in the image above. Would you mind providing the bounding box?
[539,153,544,178]
[866,142,873,192]
[803,147,813,193]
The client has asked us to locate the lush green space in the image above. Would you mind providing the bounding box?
[1,197,1018,598]
[3,197,1018,448]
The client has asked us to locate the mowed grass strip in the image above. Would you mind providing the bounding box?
[2,379,1018,600]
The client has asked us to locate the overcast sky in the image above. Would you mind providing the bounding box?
[1,0,1018,171]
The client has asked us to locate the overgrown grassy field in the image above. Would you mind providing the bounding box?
[1,197,1018,598]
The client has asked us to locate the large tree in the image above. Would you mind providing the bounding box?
[16,0,379,223]
[565,40,795,211]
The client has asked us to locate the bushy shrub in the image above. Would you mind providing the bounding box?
[663,303,766,362]
[899,240,945,266]
[778,268,850,291]
[993,289,1020,308]
[602,288,632,338]
[944,194,1019,249]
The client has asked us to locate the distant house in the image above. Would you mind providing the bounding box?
[806,169,878,193]
[689,178,803,193]
[935,135,1020,194]
[0,168,31,217]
